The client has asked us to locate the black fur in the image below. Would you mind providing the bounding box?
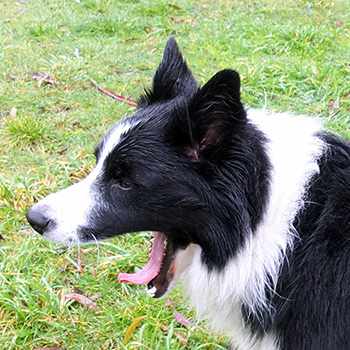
[274,133,350,350]
[244,132,350,349]
[26,38,350,350]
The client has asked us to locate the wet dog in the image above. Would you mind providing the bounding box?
[27,38,350,350]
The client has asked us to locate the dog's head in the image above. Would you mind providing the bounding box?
[26,38,248,297]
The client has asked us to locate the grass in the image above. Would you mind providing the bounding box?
[0,0,349,349]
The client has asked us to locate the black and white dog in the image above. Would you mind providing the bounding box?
[27,38,350,350]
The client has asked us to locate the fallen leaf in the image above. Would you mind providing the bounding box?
[173,331,188,347]
[123,315,147,345]
[168,3,181,10]
[151,317,189,347]
[65,293,97,312]
[335,20,343,27]
[0,232,4,240]
[167,299,196,327]
[161,324,188,347]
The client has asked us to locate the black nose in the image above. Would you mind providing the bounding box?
[26,207,52,235]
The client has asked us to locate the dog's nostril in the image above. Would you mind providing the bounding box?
[26,207,53,235]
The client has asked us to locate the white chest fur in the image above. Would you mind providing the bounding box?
[178,110,325,350]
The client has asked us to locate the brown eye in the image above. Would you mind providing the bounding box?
[119,179,133,190]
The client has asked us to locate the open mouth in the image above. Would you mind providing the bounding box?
[118,232,176,298]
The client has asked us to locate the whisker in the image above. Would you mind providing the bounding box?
[90,233,100,260]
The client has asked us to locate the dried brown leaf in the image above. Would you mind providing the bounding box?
[123,315,147,345]
[167,299,196,327]
[335,20,343,27]
[65,293,97,312]
[168,3,181,10]
[158,321,188,347]
[173,331,188,347]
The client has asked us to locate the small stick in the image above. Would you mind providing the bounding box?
[89,78,137,106]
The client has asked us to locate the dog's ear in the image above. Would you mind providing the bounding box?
[139,37,198,105]
[185,69,246,161]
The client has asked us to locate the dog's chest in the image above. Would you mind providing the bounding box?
[179,246,279,350]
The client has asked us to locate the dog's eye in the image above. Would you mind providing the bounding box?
[118,179,133,190]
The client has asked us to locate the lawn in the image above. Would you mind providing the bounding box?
[0,0,349,349]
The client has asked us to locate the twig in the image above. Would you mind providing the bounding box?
[29,72,58,86]
[89,78,137,106]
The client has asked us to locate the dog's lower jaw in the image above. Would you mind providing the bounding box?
[145,243,198,299]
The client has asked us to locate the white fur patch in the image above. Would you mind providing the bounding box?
[177,110,325,350]
[239,110,325,313]
[32,118,138,245]
[181,246,280,350]
[97,119,135,166]
[32,174,95,245]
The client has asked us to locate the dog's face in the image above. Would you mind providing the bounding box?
[26,38,247,297]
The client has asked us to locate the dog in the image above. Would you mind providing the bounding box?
[26,38,350,350]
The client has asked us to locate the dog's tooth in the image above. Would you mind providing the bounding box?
[147,286,157,297]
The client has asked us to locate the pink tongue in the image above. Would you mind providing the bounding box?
[118,232,166,285]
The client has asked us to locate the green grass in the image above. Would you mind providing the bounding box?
[0,0,349,349]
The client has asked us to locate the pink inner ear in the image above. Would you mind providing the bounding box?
[186,119,227,162]
[199,123,225,151]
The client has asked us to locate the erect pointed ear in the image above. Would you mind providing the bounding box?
[138,37,198,106]
[186,69,246,161]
